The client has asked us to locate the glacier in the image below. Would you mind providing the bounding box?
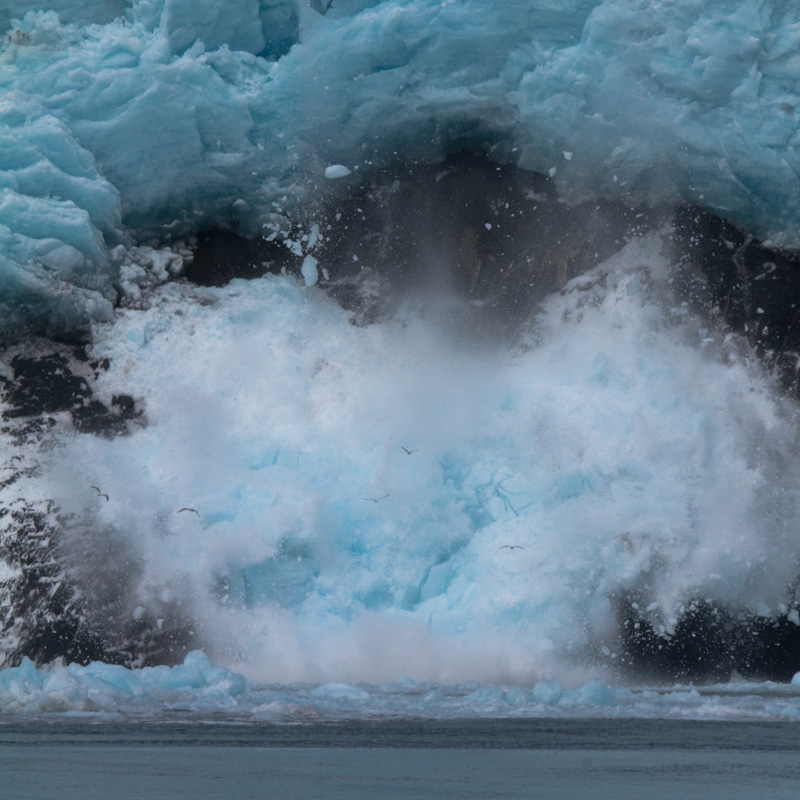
[3,0,800,339]
[4,0,800,715]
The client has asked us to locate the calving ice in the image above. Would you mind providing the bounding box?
[3,0,800,719]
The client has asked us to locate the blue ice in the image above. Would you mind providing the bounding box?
[3,0,800,337]
[3,650,800,721]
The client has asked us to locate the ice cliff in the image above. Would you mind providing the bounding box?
[2,0,800,340]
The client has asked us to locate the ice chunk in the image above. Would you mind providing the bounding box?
[325,165,352,179]
[309,683,370,701]
[533,680,564,706]
[301,254,319,286]
[162,0,266,56]
[579,679,617,707]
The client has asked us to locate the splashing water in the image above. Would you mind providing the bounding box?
[19,230,798,686]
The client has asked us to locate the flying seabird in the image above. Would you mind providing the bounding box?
[90,486,109,502]
[499,545,524,550]
[178,507,201,516]
[401,446,417,455]
[363,494,390,503]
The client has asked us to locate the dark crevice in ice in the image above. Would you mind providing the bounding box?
[184,229,289,287]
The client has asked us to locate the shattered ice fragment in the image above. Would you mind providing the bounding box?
[533,680,563,705]
[307,223,321,250]
[301,255,319,286]
[325,165,352,179]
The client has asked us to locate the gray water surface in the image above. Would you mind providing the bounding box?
[2,719,799,799]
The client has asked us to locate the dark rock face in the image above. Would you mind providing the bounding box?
[182,153,666,335]
[308,153,663,333]
[1,352,142,437]
[184,230,289,287]
[673,206,800,398]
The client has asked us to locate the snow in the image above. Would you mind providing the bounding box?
[3,0,800,338]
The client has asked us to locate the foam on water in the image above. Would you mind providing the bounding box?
[10,231,799,689]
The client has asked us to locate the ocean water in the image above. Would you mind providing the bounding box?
[3,719,800,799]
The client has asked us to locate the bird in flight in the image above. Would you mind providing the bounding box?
[499,545,524,550]
[178,507,201,516]
[90,486,109,502]
[401,446,417,455]
[363,494,390,503]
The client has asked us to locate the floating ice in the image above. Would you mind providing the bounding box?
[3,1,800,337]
[3,650,800,721]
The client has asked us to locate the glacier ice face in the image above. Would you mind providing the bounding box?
[3,0,800,339]
[0,0,127,33]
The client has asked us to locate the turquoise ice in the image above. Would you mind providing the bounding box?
[3,0,800,337]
